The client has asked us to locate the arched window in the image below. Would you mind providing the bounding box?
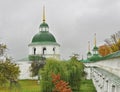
[43,47,46,55]
[33,47,36,55]
[53,47,55,54]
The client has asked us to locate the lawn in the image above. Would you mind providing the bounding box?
[80,79,96,92]
[0,79,40,92]
[0,79,96,92]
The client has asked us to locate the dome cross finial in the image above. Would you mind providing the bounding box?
[43,6,46,22]
[88,41,90,52]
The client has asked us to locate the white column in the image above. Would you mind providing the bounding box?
[103,80,108,92]
[111,85,115,92]
[116,86,120,92]
[108,81,112,92]
[101,77,105,92]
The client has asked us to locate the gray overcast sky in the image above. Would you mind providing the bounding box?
[0,0,120,60]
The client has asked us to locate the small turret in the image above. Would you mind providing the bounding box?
[87,41,92,59]
[39,6,49,31]
[92,33,98,55]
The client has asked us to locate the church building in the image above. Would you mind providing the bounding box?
[28,7,60,60]
[17,7,60,79]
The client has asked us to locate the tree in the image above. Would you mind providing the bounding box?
[40,58,66,92]
[68,56,84,91]
[98,45,111,56]
[40,58,85,92]
[30,60,45,77]
[29,57,46,85]
[52,73,72,92]
[0,59,20,87]
[104,31,120,52]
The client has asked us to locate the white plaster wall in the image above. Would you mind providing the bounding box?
[29,45,60,55]
[16,61,37,79]
[28,45,60,59]
[84,67,92,79]
[85,58,120,92]
[84,57,120,77]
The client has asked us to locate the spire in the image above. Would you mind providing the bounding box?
[94,33,96,46]
[87,41,92,58]
[82,55,83,60]
[88,41,90,52]
[43,6,46,22]
[92,33,98,54]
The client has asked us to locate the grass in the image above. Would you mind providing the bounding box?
[80,79,96,92]
[0,79,40,92]
[0,79,96,92]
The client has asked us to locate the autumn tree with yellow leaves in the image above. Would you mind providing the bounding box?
[98,45,111,56]
[104,31,120,53]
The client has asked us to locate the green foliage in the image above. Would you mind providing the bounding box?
[0,80,40,92]
[0,59,20,87]
[28,55,42,61]
[80,79,96,92]
[40,57,85,92]
[29,58,45,77]
[68,56,84,91]
[40,58,65,92]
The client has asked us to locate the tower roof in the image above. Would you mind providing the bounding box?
[32,31,56,43]
[31,6,57,44]
[87,51,92,55]
[92,33,98,51]
[39,6,49,28]
[40,22,49,28]
[92,46,98,51]
[87,41,92,55]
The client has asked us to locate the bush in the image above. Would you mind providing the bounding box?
[40,57,85,92]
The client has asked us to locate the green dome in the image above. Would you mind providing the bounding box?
[40,22,49,28]
[92,46,98,51]
[87,51,92,55]
[32,31,56,43]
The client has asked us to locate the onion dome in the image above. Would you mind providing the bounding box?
[92,46,98,51]
[30,6,58,44]
[32,31,56,42]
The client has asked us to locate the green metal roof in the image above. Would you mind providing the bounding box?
[92,46,98,51]
[29,42,60,46]
[94,67,120,86]
[83,51,120,63]
[40,22,49,28]
[32,31,56,43]
[87,51,92,55]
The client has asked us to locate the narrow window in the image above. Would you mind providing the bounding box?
[53,47,55,54]
[43,47,46,55]
[33,48,36,55]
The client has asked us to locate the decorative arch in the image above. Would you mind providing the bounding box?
[43,47,46,55]
[53,47,56,54]
[33,47,36,55]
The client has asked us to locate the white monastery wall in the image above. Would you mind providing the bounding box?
[16,61,37,80]
[85,57,120,77]
[84,57,120,92]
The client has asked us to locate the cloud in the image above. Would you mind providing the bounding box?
[0,0,120,60]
